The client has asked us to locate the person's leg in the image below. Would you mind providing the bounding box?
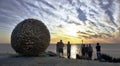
[59,48,63,57]
[67,53,70,59]
[88,52,90,60]
[58,52,60,57]
[98,52,102,61]
[83,52,85,57]
[61,49,64,57]
[57,51,60,57]
[58,48,62,57]
[56,49,59,56]
[97,52,101,61]
[90,52,92,60]
[69,51,71,59]
[97,52,99,60]
[82,51,83,56]
[68,51,70,59]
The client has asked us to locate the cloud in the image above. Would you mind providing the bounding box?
[0,0,119,43]
[118,27,120,31]
[57,24,63,28]
[76,8,87,22]
[68,21,81,25]
[77,31,90,36]
[86,30,94,33]
[77,31,113,39]
[40,0,56,10]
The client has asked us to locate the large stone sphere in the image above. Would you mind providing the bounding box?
[11,19,50,56]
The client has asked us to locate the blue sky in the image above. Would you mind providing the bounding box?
[0,0,120,44]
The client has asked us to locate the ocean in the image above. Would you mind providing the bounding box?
[0,44,120,59]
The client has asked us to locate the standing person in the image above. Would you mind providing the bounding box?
[88,44,93,60]
[96,43,101,61]
[67,41,71,59]
[59,40,64,57]
[56,42,60,56]
[85,44,89,58]
[81,44,85,57]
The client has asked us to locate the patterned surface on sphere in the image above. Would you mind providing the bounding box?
[11,19,50,56]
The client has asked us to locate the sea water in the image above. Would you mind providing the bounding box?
[0,44,120,59]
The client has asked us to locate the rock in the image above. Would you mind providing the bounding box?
[76,54,89,60]
[11,19,50,56]
[45,51,57,57]
[101,53,113,62]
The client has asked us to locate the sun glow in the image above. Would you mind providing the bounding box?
[65,24,78,37]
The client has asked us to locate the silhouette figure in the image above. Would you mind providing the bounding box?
[81,44,86,57]
[96,43,101,61]
[58,40,64,57]
[56,42,60,56]
[67,41,71,59]
[88,44,93,60]
[85,44,89,58]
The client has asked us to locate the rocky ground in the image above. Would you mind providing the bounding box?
[0,54,120,66]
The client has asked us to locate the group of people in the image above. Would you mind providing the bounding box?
[81,44,93,60]
[80,43,101,61]
[56,40,71,59]
[56,40,102,61]
[56,40,64,57]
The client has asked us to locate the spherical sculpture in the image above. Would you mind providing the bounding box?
[11,19,50,56]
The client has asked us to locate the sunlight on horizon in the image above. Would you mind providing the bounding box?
[71,45,78,58]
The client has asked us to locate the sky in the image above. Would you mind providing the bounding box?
[0,0,120,44]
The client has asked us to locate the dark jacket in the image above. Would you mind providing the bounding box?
[96,45,101,52]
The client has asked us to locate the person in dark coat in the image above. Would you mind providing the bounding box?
[67,41,71,59]
[56,42,60,56]
[58,40,64,57]
[88,44,93,60]
[81,44,85,57]
[85,44,89,58]
[96,43,101,61]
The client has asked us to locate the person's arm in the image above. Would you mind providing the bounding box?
[63,43,64,47]
[92,47,93,52]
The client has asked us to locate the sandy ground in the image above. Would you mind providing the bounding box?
[0,54,120,66]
